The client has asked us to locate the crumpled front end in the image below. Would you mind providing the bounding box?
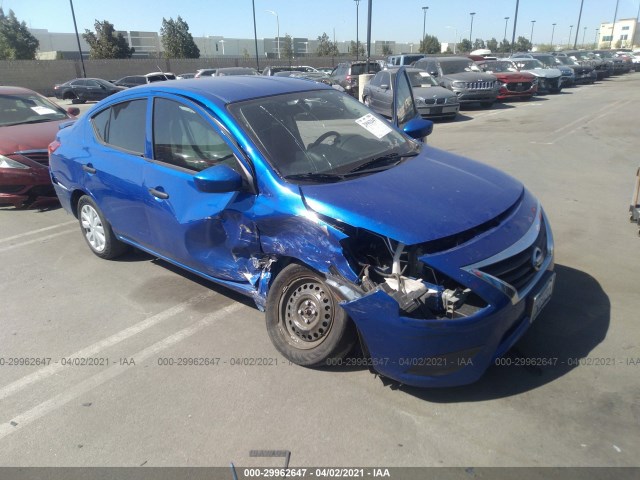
[327,188,555,387]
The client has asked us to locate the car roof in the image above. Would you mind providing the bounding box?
[0,86,39,95]
[435,56,472,62]
[116,76,332,105]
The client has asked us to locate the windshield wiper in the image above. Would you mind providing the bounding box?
[284,172,346,183]
[5,118,57,127]
[345,151,418,176]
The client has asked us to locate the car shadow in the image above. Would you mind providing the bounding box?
[398,263,610,401]
[460,102,516,112]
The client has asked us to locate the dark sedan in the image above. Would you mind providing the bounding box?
[0,86,78,207]
[53,78,124,104]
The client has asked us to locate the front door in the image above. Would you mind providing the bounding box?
[142,95,261,283]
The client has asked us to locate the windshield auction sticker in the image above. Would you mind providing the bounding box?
[31,106,57,115]
[355,113,392,139]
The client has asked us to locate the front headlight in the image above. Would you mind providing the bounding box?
[445,96,458,104]
[0,155,29,169]
[415,96,425,104]
[452,81,465,88]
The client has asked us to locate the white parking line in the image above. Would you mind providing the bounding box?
[0,220,76,244]
[0,303,242,441]
[0,291,215,401]
[0,229,76,253]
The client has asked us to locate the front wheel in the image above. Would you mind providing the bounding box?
[77,195,129,259]
[266,264,356,367]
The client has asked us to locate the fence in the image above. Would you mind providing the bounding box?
[0,56,375,96]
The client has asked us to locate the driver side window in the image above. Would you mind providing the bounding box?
[152,98,238,173]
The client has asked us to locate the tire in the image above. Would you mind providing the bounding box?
[363,96,371,107]
[77,195,128,259]
[265,264,356,367]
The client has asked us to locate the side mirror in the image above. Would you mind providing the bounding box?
[194,164,243,193]
[403,117,433,140]
[429,70,439,77]
[67,107,80,116]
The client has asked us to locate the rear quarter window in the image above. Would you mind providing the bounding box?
[90,99,147,154]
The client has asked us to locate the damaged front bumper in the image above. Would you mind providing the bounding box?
[341,267,554,387]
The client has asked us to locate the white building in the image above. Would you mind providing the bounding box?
[598,18,640,49]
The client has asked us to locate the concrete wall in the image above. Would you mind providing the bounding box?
[1,57,380,96]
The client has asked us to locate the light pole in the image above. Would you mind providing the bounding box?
[69,0,86,78]
[251,0,260,71]
[469,12,476,45]
[574,0,584,49]
[582,26,587,48]
[530,20,536,47]
[354,0,360,61]
[594,28,599,49]
[218,39,225,55]
[265,10,280,59]
[551,23,556,47]
[409,43,413,53]
[422,6,429,45]
[504,17,510,41]
[609,0,620,49]
[568,25,574,48]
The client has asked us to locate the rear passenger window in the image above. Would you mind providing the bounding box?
[90,99,147,154]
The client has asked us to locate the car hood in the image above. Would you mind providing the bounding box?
[412,85,456,99]
[491,72,536,82]
[0,119,71,155]
[521,68,561,78]
[443,71,497,82]
[299,147,524,245]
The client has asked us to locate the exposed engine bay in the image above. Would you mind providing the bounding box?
[339,229,486,319]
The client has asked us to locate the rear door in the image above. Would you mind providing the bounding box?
[83,98,150,244]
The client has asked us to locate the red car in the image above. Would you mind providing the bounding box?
[475,60,538,100]
[0,86,78,208]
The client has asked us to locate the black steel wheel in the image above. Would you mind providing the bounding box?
[266,264,356,367]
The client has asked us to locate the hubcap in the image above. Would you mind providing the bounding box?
[280,278,334,349]
[80,204,106,252]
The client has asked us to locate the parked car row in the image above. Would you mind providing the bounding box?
[361,49,635,122]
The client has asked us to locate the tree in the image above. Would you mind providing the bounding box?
[160,16,200,58]
[486,38,498,52]
[498,39,512,53]
[0,8,39,60]
[349,41,364,57]
[473,38,486,50]
[382,44,392,56]
[316,32,338,57]
[282,34,293,60]
[457,39,472,53]
[420,34,440,54]
[243,48,250,60]
[536,43,555,52]
[513,36,532,52]
[83,20,134,59]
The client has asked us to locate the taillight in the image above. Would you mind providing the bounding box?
[48,140,61,155]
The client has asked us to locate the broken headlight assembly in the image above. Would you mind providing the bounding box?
[339,228,487,320]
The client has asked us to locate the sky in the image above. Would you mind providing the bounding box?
[2,0,640,47]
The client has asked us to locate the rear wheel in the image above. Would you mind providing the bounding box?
[77,195,129,259]
[363,96,371,107]
[266,264,356,367]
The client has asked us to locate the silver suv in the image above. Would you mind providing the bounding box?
[413,56,499,107]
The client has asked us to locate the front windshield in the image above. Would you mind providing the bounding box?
[441,60,480,74]
[228,89,417,182]
[533,56,556,68]
[555,56,576,66]
[480,61,512,73]
[406,70,438,87]
[0,93,68,127]
[515,59,545,70]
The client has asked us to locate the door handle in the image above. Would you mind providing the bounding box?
[82,164,96,174]
[148,188,169,199]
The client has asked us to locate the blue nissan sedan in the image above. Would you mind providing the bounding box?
[48,76,554,387]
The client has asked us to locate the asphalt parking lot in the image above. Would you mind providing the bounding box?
[1,75,639,469]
